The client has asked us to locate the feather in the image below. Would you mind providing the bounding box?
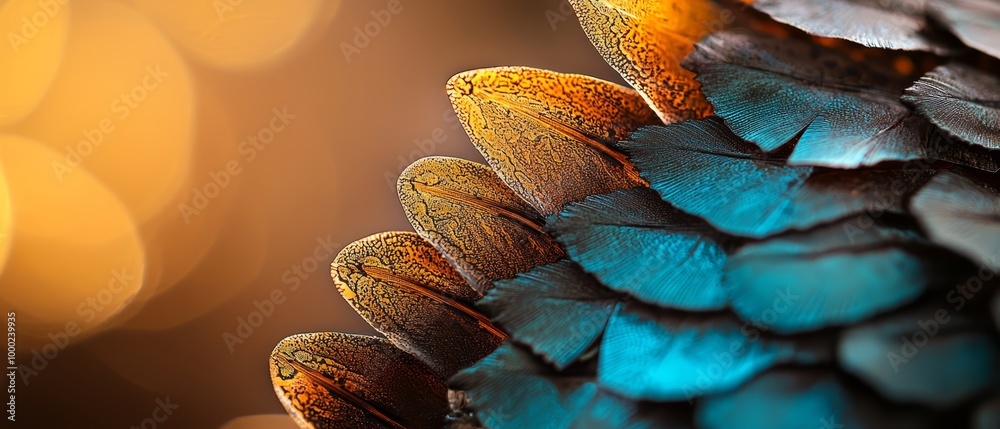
[479,260,619,370]
[839,305,1000,407]
[568,393,693,429]
[683,30,997,171]
[397,156,564,293]
[567,0,719,123]
[549,187,729,310]
[695,369,932,429]
[447,67,660,216]
[910,171,1000,270]
[929,0,1000,60]
[331,232,505,378]
[975,397,1000,429]
[622,118,934,238]
[903,63,1000,150]
[724,220,954,334]
[749,0,952,53]
[270,333,449,429]
[450,343,690,429]
[596,303,828,401]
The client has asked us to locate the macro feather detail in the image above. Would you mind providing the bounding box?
[271,1,1000,428]
[903,63,1000,150]
[447,67,660,216]
[750,0,952,53]
[684,30,997,170]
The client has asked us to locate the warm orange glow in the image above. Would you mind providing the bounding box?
[133,0,336,70]
[0,2,615,426]
[13,1,194,223]
[0,169,11,275]
[0,0,70,126]
[0,136,145,339]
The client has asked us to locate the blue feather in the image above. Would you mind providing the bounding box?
[839,305,1000,407]
[549,188,729,310]
[451,343,690,429]
[622,118,932,238]
[683,30,997,171]
[596,303,827,401]
[724,221,946,333]
[450,343,594,429]
[695,369,932,429]
[480,260,619,370]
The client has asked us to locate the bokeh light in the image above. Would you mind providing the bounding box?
[0,136,145,341]
[13,0,194,223]
[0,0,70,126]
[1,2,617,426]
[133,0,337,70]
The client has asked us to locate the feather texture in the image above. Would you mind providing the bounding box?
[270,333,448,429]
[271,2,1000,427]
[479,260,619,370]
[839,305,1000,407]
[683,30,997,170]
[622,118,933,238]
[911,171,1000,270]
[930,0,1000,59]
[903,63,1000,150]
[331,232,505,378]
[724,221,954,333]
[451,343,692,429]
[695,369,932,429]
[447,67,659,216]
[597,303,828,401]
[750,0,951,53]
[397,156,564,293]
[549,188,730,310]
[567,0,719,123]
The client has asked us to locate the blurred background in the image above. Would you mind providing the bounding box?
[0,0,625,427]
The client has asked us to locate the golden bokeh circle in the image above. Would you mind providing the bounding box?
[0,0,70,126]
[14,0,195,223]
[0,135,146,339]
[133,0,334,70]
